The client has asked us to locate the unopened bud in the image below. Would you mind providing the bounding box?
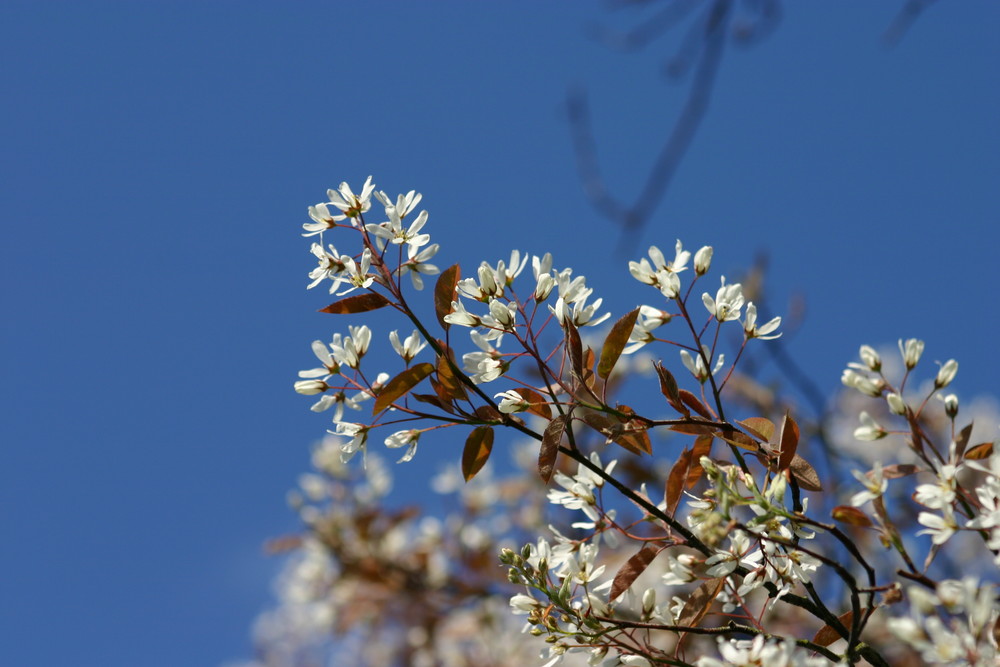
[859,345,881,372]
[899,338,924,369]
[694,246,713,275]
[886,392,907,416]
[294,379,328,395]
[935,359,958,389]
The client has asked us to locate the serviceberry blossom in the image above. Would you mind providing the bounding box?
[330,421,370,465]
[297,338,341,381]
[702,275,744,322]
[367,190,430,252]
[384,429,421,463]
[680,345,724,383]
[495,390,529,414]
[899,337,925,369]
[623,305,672,353]
[850,461,888,506]
[389,329,427,363]
[339,248,374,295]
[841,368,884,397]
[743,302,781,340]
[303,203,341,237]
[694,245,713,275]
[327,175,375,222]
[398,242,440,290]
[935,359,959,388]
[330,325,371,369]
[307,242,349,293]
[628,242,689,298]
[854,411,887,441]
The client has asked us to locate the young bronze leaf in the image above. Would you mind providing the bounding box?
[511,387,553,420]
[676,578,724,629]
[474,405,503,422]
[433,264,461,330]
[373,363,434,415]
[320,292,390,314]
[812,610,854,647]
[613,429,652,456]
[679,390,714,419]
[609,545,660,602]
[882,463,921,478]
[738,417,774,444]
[777,414,800,472]
[965,442,995,460]
[716,428,760,451]
[666,448,694,516]
[789,454,822,491]
[686,435,714,488]
[462,426,494,482]
[955,422,974,458]
[564,320,583,376]
[538,416,567,484]
[668,422,717,436]
[411,392,456,414]
[436,353,468,401]
[655,362,687,414]
[832,506,873,528]
[597,307,640,379]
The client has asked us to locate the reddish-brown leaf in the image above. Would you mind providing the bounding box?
[738,417,774,444]
[474,405,503,422]
[955,422,974,458]
[538,416,567,483]
[686,435,714,488]
[668,422,717,436]
[614,429,652,456]
[679,390,714,419]
[716,428,760,452]
[655,362,687,415]
[609,545,661,602]
[777,413,800,472]
[676,578,724,629]
[882,463,921,479]
[436,352,468,401]
[598,308,640,379]
[812,610,854,647]
[832,506,873,528]
[373,363,434,415]
[411,392,455,414]
[789,454,822,492]
[319,292,390,314]
[462,426,494,481]
[434,264,460,330]
[565,320,583,376]
[510,387,553,420]
[666,448,693,516]
[965,442,995,460]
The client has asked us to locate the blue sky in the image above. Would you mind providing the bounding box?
[3,2,998,665]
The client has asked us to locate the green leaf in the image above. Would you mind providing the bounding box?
[434,264,461,330]
[372,363,434,415]
[597,307,640,379]
[319,292,390,314]
[462,426,494,481]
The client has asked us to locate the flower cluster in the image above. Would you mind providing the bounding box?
[264,177,1000,667]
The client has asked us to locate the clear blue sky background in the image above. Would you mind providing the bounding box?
[2,2,998,665]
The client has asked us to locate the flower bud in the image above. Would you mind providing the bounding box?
[935,359,958,389]
[886,392,907,416]
[854,411,887,441]
[859,345,881,372]
[694,246,713,275]
[940,393,959,419]
[294,379,328,395]
[899,338,924,369]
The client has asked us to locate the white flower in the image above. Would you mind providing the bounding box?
[330,422,370,465]
[338,248,374,295]
[398,242,440,290]
[495,390,529,414]
[886,392,907,415]
[841,368,883,397]
[327,175,375,222]
[487,298,517,331]
[899,338,925,369]
[623,305,672,353]
[702,276,744,322]
[850,461,887,506]
[628,244,687,298]
[366,207,430,253]
[303,202,341,236]
[389,329,427,363]
[384,429,421,463]
[306,242,349,293]
[742,302,781,340]
[297,338,341,380]
[859,345,882,371]
[330,325,371,369]
[694,245,713,275]
[853,411,887,441]
[549,292,610,328]
[294,379,327,395]
[443,299,481,327]
[680,345,724,383]
[917,510,958,545]
[935,359,958,388]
